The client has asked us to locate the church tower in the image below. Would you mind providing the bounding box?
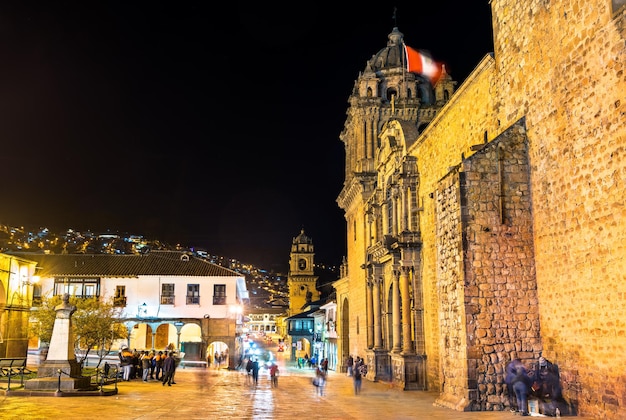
[287,229,319,316]
[336,25,457,389]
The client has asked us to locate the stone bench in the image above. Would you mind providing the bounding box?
[179,360,207,369]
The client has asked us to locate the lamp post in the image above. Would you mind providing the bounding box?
[138,302,147,318]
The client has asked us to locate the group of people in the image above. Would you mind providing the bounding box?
[211,350,228,368]
[505,356,564,416]
[242,356,280,387]
[118,346,178,386]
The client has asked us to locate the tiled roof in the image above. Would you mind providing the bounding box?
[9,251,241,278]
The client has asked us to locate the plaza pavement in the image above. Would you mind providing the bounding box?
[0,361,545,420]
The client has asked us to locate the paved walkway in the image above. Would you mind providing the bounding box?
[0,362,534,420]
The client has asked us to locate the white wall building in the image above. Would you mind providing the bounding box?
[12,250,248,368]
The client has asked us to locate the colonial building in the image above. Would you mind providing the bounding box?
[284,229,322,362]
[0,253,38,358]
[11,250,248,368]
[335,2,626,419]
[244,307,284,338]
[287,229,319,317]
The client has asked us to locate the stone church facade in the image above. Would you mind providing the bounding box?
[334,2,626,419]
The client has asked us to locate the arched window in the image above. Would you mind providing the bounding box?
[366,87,373,97]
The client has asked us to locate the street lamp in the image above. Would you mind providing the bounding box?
[138,302,147,318]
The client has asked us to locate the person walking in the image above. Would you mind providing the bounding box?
[353,360,362,394]
[512,365,533,416]
[505,358,524,412]
[245,357,253,385]
[346,355,354,377]
[161,352,176,386]
[269,362,279,388]
[251,358,260,385]
[315,366,326,396]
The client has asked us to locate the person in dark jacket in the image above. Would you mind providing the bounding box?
[161,352,176,386]
[505,358,525,412]
[512,365,533,416]
[251,358,260,385]
[118,346,133,381]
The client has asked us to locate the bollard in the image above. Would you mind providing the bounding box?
[56,369,62,394]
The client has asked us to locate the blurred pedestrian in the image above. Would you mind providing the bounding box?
[346,355,354,377]
[269,362,279,387]
[251,358,260,385]
[505,358,524,412]
[161,352,176,386]
[353,360,362,394]
[315,366,326,396]
[512,365,533,416]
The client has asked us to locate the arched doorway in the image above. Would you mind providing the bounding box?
[207,340,229,368]
[179,323,202,361]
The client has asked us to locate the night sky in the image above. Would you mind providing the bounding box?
[0,2,494,271]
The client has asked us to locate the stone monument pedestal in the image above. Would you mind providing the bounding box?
[25,359,90,391]
[24,293,92,391]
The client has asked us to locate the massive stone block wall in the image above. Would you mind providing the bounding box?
[338,2,625,417]
[433,120,540,411]
[488,1,626,418]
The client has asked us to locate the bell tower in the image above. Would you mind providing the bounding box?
[287,229,319,316]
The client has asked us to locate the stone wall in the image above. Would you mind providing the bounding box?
[408,57,498,397]
[337,2,626,417]
[488,1,626,418]
[433,120,540,411]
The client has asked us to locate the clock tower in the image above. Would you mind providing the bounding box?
[287,229,319,316]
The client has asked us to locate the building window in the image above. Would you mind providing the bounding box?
[114,285,126,307]
[161,283,175,305]
[32,284,42,306]
[187,284,200,305]
[213,284,226,305]
[53,277,100,298]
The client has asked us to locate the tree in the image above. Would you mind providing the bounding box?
[30,295,128,367]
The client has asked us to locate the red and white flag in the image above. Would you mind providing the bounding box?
[404,44,442,84]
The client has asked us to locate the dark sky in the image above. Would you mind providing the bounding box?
[0,2,494,271]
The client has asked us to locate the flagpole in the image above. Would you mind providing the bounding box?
[402,41,406,113]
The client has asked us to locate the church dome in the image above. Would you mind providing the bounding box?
[293,229,312,245]
[367,27,406,72]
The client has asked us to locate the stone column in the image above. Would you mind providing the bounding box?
[366,274,374,349]
[372,274,383,350]
[392,267,402,352]
[400,266,414,354]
